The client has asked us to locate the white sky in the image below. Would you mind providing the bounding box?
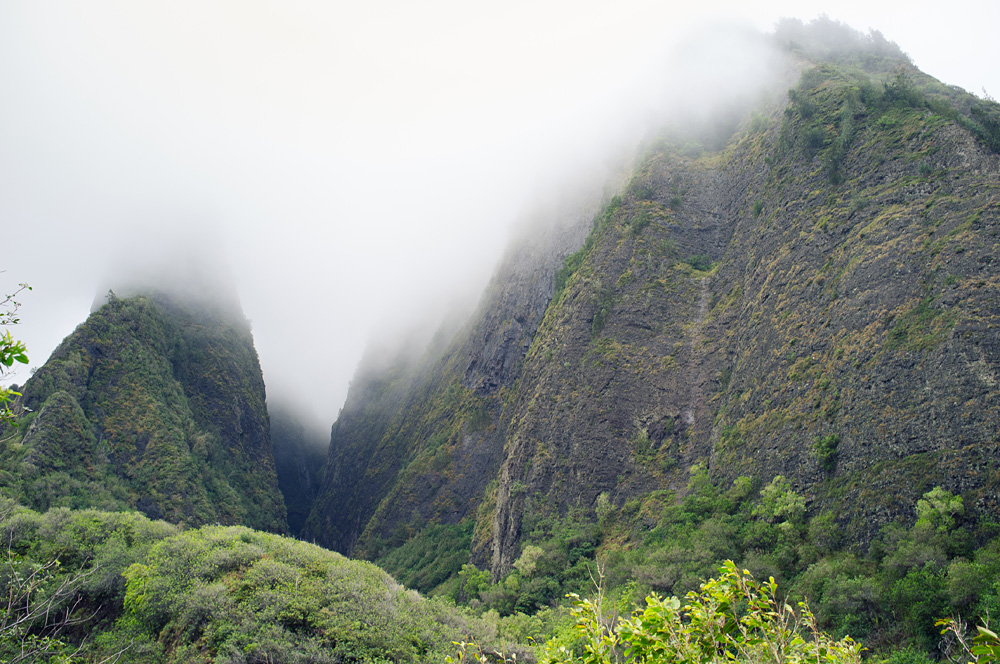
[2,1,997,426]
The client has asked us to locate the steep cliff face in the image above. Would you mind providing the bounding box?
[270,401,327,536]
[307,23,1000,583]
[301,193,603,561]
[1,292,287,532]
[486,60,1000,573]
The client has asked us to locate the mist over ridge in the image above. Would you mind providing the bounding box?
[1,8,999,661]
[1,3,996,426]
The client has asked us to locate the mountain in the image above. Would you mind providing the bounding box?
[0,290,287,532]
[301,186,607,568]
[270,400,327,536]
[304,17,1000,587]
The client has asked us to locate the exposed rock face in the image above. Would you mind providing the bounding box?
[485,64,1000,573]
[463,201,603,395]
[301,191,603,556]
[306,33,1000,581]
[270,402,327,536]
[4,292,288,532]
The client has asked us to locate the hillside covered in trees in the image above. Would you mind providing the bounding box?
[0,291,287,532]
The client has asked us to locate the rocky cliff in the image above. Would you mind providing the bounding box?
[0,291,288,532]
[306,20,1000,582]
[301,189,605,560]
[270,400,327,536]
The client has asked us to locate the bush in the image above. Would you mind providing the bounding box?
[540,561,864,663]
[814,434,840,472]
[686,254,713,271]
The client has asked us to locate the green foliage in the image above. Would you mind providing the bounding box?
[633,185,655,201]
[0,282,31,426]
[457,564,492,604]
[0,331,28,371]
[684,255,712,272]
[882,70,924,108]
[0,548,78,662]
[376,521,474,593]
[753,476,806,525]
[814,435,840,472]
[629,211,651,237]
[801,126,829,158]
[540,561,863,664]
[113,525,475,662]
[554,196,622,301]
[591,287,615,339]
[473,511,602,616]
[885,297,958,351]
[2,294,287,532]
[936,619,1000,664]
[915,487,964,537]
[0,502,525,663]
[556,249,589,302]
[494,475,988,660]
[749,112,770,134]
[967,100,1000,153]
[0,501,179,662]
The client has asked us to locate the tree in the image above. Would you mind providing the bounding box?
[0,280,31,426]
[0,540,93,663]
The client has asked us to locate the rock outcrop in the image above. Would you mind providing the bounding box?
[2,291,288,532]
[306,22,1000,582]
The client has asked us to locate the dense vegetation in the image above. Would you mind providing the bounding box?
[433,472,1000,660]
[0,500,540,663]
[4,16,1000,664]
[536,560,864,664]
[0,292,286,532]
[4,483,1000,662]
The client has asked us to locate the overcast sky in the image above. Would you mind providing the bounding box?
[2,1,997,428]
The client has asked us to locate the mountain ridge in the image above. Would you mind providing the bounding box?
[1,290,287,532]
[303,19,1000,583]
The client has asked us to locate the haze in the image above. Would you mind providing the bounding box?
[2,1,997,426]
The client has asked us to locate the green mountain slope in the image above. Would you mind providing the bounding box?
[305,18,1000,589]
[0,501,534,663]
[489,59,1000,574]
[0,291,287,532]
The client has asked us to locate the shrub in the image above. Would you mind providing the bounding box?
[802,126,828,157]
[686,254,712,272]
[591,287,615,339]
[814,434,840,472]
[540,561,864,664]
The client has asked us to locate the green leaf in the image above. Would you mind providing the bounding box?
[978,626,1000,641]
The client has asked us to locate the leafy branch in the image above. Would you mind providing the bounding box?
[0,279,30,426]
[540,560,864,664]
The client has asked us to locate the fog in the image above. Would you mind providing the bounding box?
[2,2,997,426]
